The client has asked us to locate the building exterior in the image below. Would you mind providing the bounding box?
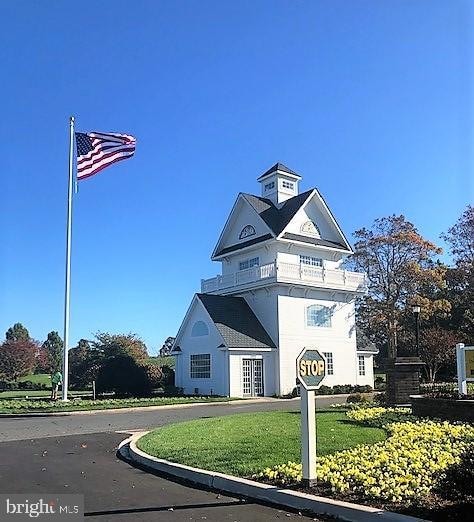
[172,163,376,397]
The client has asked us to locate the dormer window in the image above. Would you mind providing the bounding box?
[282,180,294,190]
[264,181,275,191]
[301,220,320,238]
[239,225,256,240]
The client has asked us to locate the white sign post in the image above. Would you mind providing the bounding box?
[456,343,474,395]
[296,348,326,488]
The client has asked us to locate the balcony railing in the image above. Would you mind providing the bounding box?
[201,261,366,294]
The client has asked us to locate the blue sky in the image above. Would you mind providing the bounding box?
[1,1,473,353]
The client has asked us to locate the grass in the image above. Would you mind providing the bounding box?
[0,396,239,414]
[137,411,387,476]
[17,373,51,385]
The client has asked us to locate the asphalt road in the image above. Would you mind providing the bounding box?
[0,396,341,442]
[0,399,337,521]
[0,432,323,521]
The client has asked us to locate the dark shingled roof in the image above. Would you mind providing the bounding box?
[215,233,273,257]
[198,293,276,349]
[257,162,302,181]
[243,189,314,236]
[281,232,348,251]
[356,328,379,353]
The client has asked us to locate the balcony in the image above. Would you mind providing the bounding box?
[201,261,367,294]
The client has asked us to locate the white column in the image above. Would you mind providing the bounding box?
[301,389,317,487]
[456,343,467,395]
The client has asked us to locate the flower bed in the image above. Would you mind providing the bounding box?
[256,407,474,504]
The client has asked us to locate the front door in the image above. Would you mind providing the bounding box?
[242,359,264,397]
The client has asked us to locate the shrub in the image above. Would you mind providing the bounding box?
[96,355,152,397]
[437,443,474,500]
[163,385,184,397]
[160,365,175,386]
[346,393,370,404]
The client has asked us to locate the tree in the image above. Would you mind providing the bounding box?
[93,332,148,361]
[419,327,458,383]
[442,205,474,342]
[350,215,448,359]
[69,339,103,388]
[34,345,52,374]
[442,205,474,266]
[160,336,175,356]
[5,323,30,342]
[0,339,37,381]
[42,331,63,374]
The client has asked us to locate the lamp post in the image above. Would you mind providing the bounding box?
[412,305,421,357]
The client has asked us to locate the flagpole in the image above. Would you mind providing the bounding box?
[62,115,75,401]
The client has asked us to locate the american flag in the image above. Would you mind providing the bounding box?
[75,131,136,180]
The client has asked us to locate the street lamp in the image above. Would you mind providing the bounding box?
[412,305,421,357]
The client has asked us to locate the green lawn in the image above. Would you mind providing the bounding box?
[17,373,51,385]
[137,411,387,476]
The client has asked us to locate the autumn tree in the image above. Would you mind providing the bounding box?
[0,339,37,381]
[419,327,458,383]
[93,332,148,361]
[442,205,474,342]
[69,339,103,388]
[42,331,63,373]
[5,323,30,342]
[350,215,449,359]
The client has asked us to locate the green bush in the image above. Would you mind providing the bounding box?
[163,385,183,397]
[96,355,153,397]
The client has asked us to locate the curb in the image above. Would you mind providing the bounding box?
[0,393,355,418]
[120,433,426,522]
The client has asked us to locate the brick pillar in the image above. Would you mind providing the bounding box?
[385,357,425,406]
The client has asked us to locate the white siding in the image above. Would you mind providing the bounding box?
[277,291,358,395]
[174,300,228,396]
[217,198,269,253]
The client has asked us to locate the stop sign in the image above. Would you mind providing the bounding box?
[296,348,326,390]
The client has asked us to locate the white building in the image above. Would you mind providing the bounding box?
[173,163,376,397]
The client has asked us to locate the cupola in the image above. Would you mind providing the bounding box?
[257,163,302,205]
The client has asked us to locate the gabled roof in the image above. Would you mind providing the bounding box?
[242,189,315,237]
[214,233,273,257]
[257,162,302,181]
[197,294,276,349]
[281,233,347,250]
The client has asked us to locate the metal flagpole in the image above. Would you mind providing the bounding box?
[62,115,75,401]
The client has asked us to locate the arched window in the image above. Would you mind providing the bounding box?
[191,321,209,337]
[239,225,256,240]
[306,305,332,328]
[300,220,320,238]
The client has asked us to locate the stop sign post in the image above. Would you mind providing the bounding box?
[296,348,327,488]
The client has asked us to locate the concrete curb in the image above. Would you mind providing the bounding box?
[120,433,426,522]
[0,393,356,418]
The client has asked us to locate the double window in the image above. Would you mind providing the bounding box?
[306,304,332,328]
[239,257,259,271]
[300,255,323,267]
[264,181,275,191]
[358,355,366,376]
[282,180,294,190]
[190,354,211,379]
[323,352,334,375]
